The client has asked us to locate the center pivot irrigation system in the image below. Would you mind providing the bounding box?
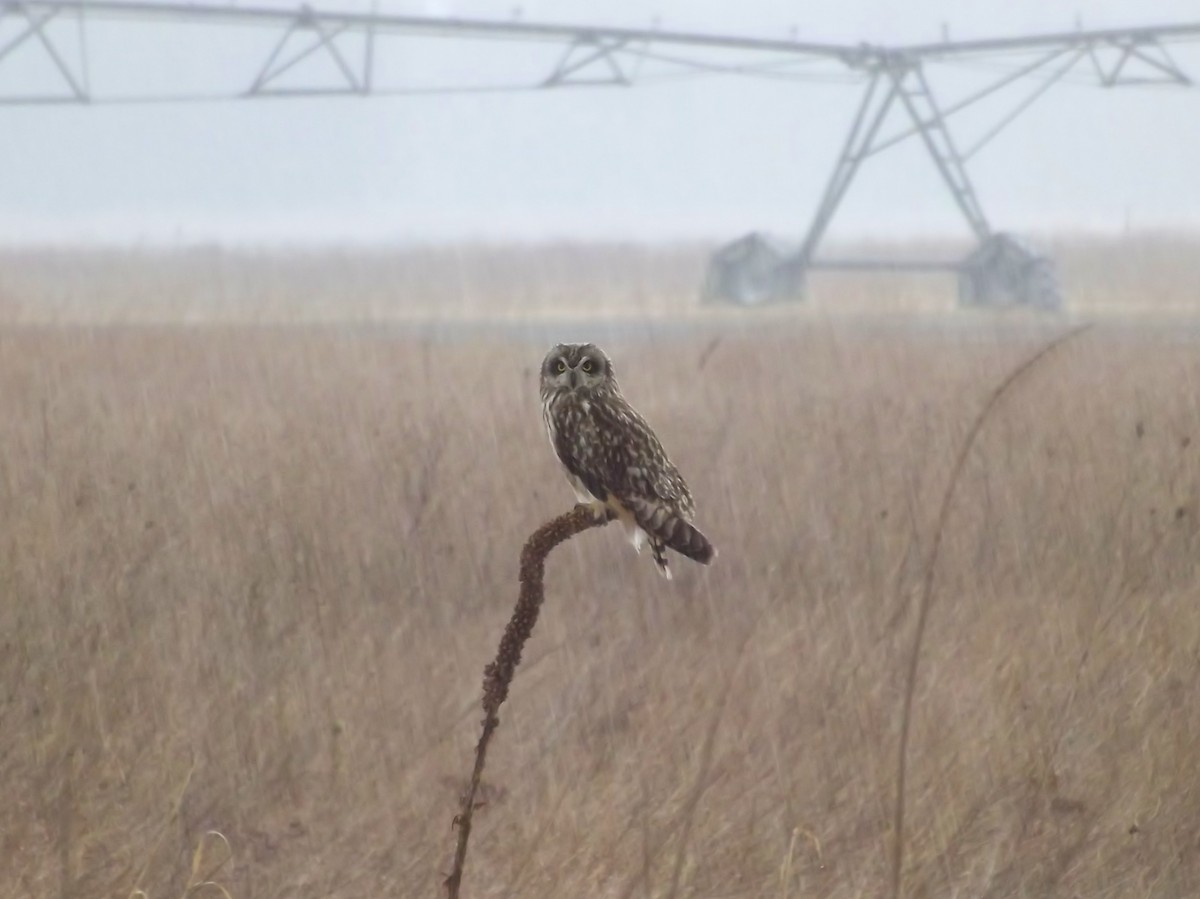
[3,1,1199,308]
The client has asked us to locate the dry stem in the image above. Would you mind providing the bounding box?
[890,324,1092,899]
[444,505,613,899]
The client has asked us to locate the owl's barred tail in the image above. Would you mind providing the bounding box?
[666,519,716,565]
[632,501,716,568]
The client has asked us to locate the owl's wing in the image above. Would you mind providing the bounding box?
[589,399,694,515]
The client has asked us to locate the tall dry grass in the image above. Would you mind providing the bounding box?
[3,313,1199,898]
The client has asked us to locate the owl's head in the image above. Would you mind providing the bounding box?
[540,343,616,397]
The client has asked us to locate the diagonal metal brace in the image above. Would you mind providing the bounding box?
[247,5,361,96]
[0,5,60,62]
[542,34,631,87]
[797,67,894,263]
[1088,35,1193,86]
[0,1,88,100]
[888,61,990,240]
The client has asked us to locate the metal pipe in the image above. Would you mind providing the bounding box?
[2,0,860,58]
[902,21,1200,57]
[961,47,1088,159]
[797,70,888,263]
[863,45,1073,158]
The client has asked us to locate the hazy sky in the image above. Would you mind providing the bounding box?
[2,0,1199,244]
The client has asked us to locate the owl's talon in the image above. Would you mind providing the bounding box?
[574,501,610,523]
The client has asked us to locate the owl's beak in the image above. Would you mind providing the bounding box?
[568,369,579,389]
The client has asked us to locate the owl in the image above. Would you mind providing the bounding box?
[540,342,715,579]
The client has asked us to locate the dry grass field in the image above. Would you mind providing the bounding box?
[2,242,1200,899]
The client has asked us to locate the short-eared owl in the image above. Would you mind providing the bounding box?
[540,343,715,579]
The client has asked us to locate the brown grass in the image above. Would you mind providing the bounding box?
[2,245,1200,898]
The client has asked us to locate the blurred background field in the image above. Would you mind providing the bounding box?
[2,234,1199,323]
[2,241,1199,898]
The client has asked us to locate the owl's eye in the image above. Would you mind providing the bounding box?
[581,359,594,374]
[555,359,567,373]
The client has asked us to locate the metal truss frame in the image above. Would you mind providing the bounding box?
[1086,34,1192,86]
[542,35,633,88]
[7,2,1196,105]
[1,0,1198,297]
[798,55,994,268]
[246,4,371,96]
[0,0,88,102]
[799,31,1192,275]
